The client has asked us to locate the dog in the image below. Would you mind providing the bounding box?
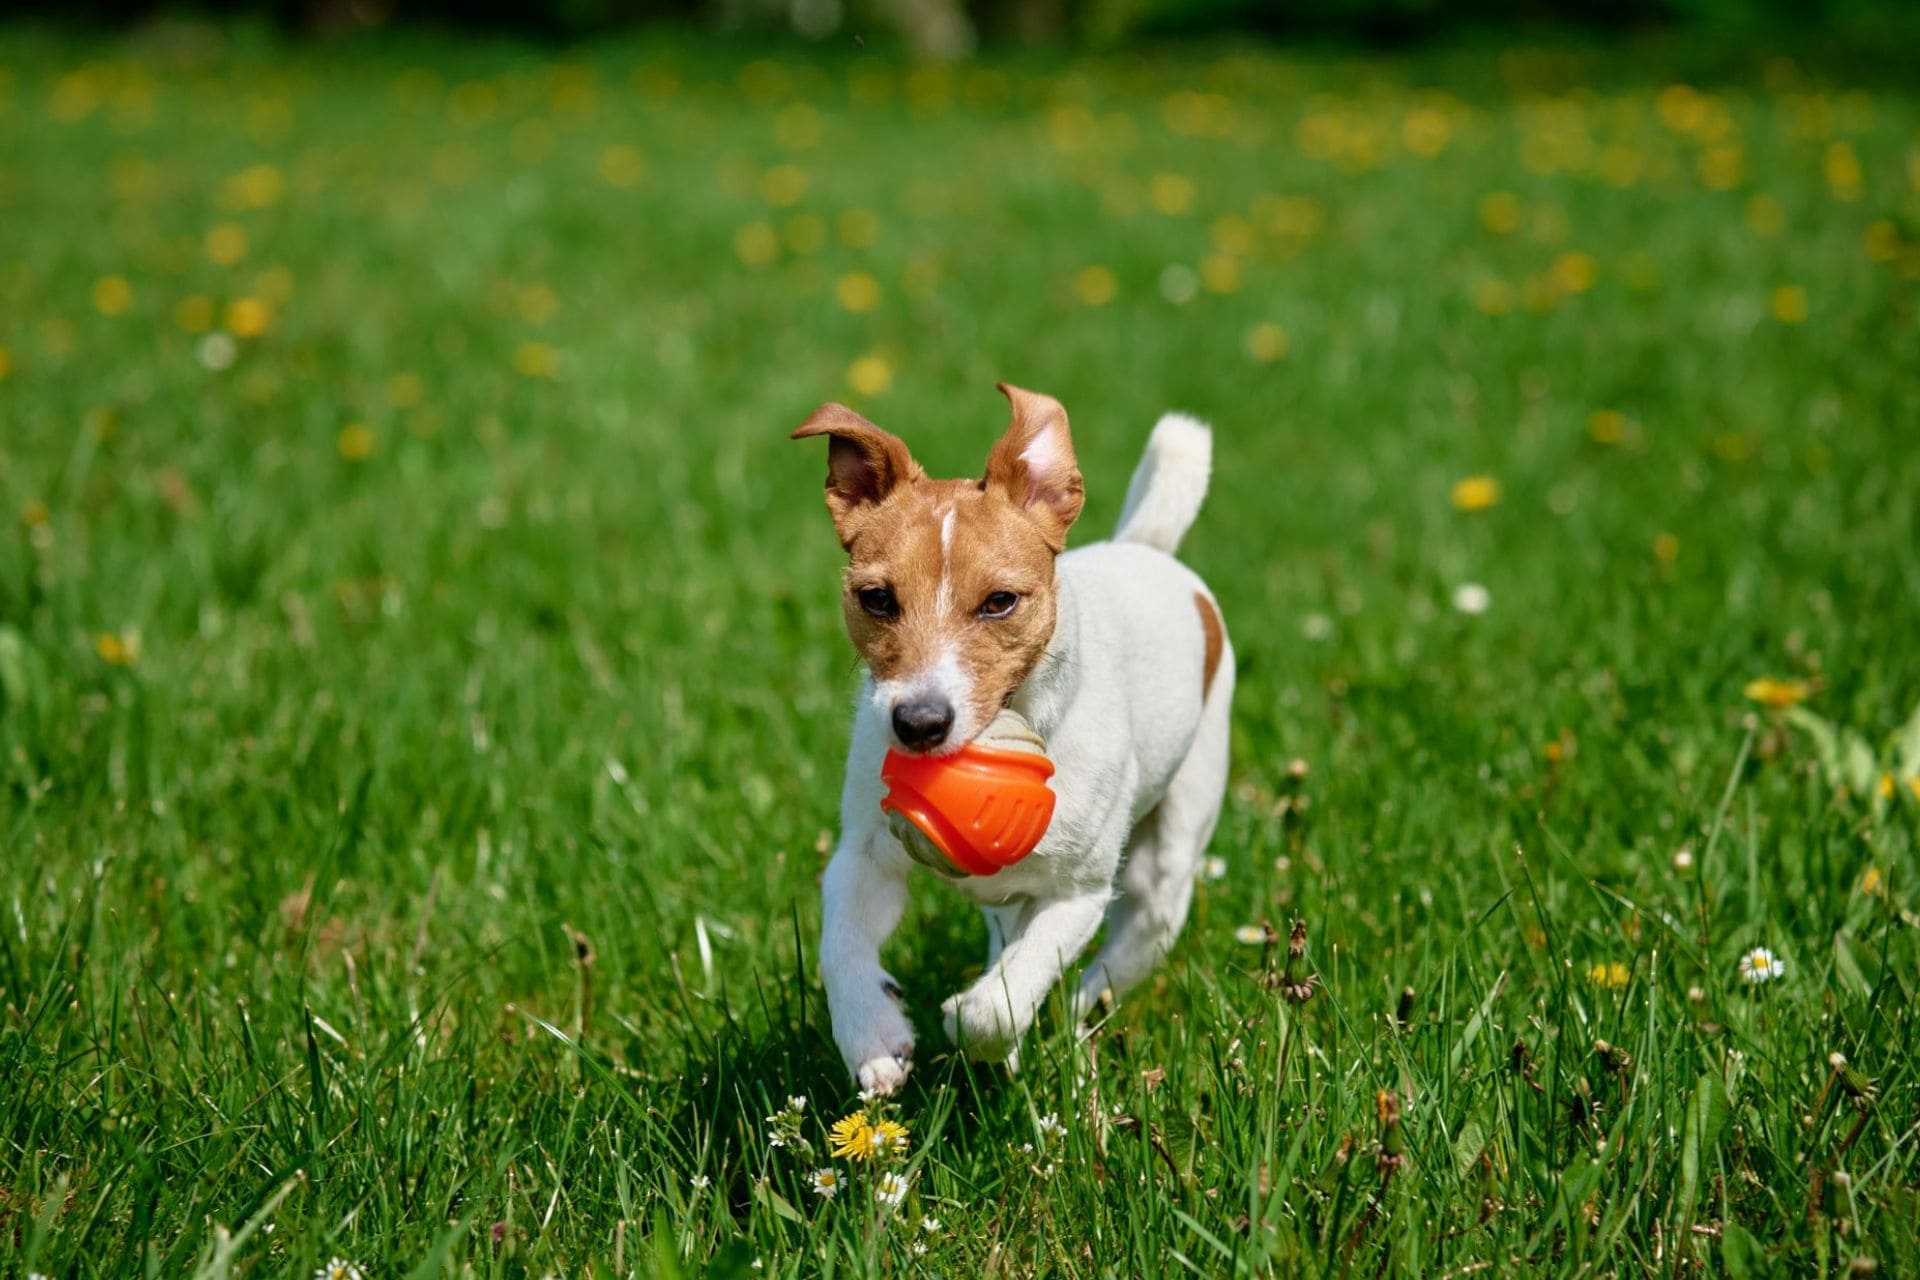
[792,382,1232,1094]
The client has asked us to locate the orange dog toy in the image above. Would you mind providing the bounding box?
[881,710,1056,878]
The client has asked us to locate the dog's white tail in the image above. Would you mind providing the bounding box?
[1112,412,1212,554]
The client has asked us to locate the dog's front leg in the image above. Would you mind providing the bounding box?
[820,837,917,1095]
[942,892,1106,1062]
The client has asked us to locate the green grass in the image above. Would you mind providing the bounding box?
[4,19,1920,1279]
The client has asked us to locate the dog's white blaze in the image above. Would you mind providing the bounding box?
[935,505,957,616]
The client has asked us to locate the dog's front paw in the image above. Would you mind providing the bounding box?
[855,1051,914,1096]
[941,987,1026,1062]
[834,990,916,1096]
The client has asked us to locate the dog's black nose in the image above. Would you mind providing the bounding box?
[891,699,954,751]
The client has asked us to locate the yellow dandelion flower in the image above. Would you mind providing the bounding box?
[1743,677,1808,709]
[1402,107,1450,157]
[1587,409,1627,444]
[1585,962,1630,990]
[1244,322,1289,363]
[866,1119,910,1157]
[734,221,778,267]
[836,271,882,313]
[1824,141,1862,199]
[513,341,556,378]
[828,1114,874,1160]
[837,208,880,249]
[1477,191,1521,235]
[1860,866,1883,896]
[1550,251,1597,294]
[388,373,424,407]
[92,275,134,316]
[222,162,284,209]
[1770,285,1808,324]
[206,222,249,266]
[598,144,647,188]
[762,164,810,206]
[1199,254,1242,294]
[174,295,215,333]
[1864,220,1901,262]
[337,423,376,461]
[1073,265,1118,306]
[1746,194,1785,237]
[225,297,272,339]
[1470,278,1514,316]
[1653,532,1680,563]
[94,631,138,666]
[1876,773,1895,800]
[1450,474,1501,512]
[847,354,892,397]
[1147,173,1195,216]
[784,213,827,254]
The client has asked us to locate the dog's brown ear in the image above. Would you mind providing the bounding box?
[984,382,1084,552]
[791,403,921,547]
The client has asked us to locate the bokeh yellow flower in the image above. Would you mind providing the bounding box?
[1824,141,1862,199]
[835,271,882,313]
[1585,962,1630,989]
[206,223,249,266]
[1550,251,1597,294]
[1743,677,1808,709]
[1450,475,1501,511]
[337,423,376,461]
[175,295,215,333]
[597,144,646,188]
[225,297,272,338]
[1148,173,1195,215]
[1073,265,1118,306]
[761,164,810,206]
[388,373,424,408]
[513,342,556,378]
[1200,255,1243,294]
[94,630,139,666]
[1863,220,1901,262]
[734,221,778,266]
[1470,278,1514,316]
[1653,532,1680,563]
[92,275,134,316]
[1477,191,1521,235]
[1745,194,1785,236]
[222,163,284,209]
[1770,285,1808,324]
[1587,409,1627,444]
[847,353,892,396]
[1245,322,1289,363]
[837,208,880,249]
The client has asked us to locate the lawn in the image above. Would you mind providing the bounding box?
[3,18,1919,1279]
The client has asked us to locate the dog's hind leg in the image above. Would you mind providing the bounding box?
[1073,658,1233,1020]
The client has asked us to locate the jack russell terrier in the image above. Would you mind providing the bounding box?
[792,383,1232,1094]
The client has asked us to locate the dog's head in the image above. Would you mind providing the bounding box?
[792,383,1084,755]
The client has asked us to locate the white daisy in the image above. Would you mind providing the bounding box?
[690,1174,711,1190]
[1036,1112,1066,1141]
[788,1095,807,1112]
[1451,582,1491,615]
[315,1260,364,1280]
[912,1241,930,1256]
[810,1168,840,1199]
[874,1171,910,1207]
[1738,947,1784,984]
[920,1216,941,1233]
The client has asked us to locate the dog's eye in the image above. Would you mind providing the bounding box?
[979,591,1020,619]
[857,586,899,619]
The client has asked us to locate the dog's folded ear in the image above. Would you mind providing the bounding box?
[791,403,922,547]
[985,383,1085,552]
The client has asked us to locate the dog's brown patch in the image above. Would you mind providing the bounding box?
[1195,592,1224,697]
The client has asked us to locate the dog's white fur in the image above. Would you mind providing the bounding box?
[819,413,1234,1093]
